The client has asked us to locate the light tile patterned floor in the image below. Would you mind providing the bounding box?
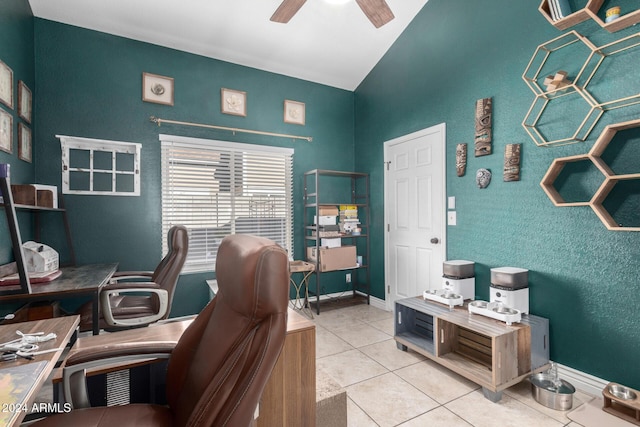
[312,303,596,427]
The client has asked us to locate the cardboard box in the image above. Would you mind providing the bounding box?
[319,205,339,216]
[307,245,356,272]
[321,238,341,248]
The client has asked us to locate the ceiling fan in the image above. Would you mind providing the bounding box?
[270,0,395,28]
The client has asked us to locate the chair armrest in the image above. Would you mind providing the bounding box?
[63,341,176,409]
[100,283,169,328]
[103,281,162,291]
[110,271,154,283]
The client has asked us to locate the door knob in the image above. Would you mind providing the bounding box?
[430,237,439,244]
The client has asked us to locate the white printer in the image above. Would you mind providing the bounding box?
[22,241,59,273]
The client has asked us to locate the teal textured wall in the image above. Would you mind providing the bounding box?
[355,0,640,388]
[30,20,355,316]
[0,0,35,267]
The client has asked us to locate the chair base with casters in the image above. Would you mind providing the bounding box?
[34,234,290,427]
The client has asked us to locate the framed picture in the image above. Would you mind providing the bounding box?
[221,88,246,117]
[18,81,32,124]
[0,60,13,109]
[0,107,12,154]
[142,72,174,106]
[284,100,305,125]
[18,123,31,162]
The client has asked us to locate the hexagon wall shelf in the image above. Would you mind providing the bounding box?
[579,33,640,111]
[522,89,603,147]
[538,0,603,31]
[541,118,640,231]
[522,31,597,97]
[539,0,640,33]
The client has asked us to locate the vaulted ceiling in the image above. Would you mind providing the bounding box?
[28,0,429,91]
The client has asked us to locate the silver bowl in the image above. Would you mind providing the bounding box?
[469,300,487,308]
[441,292,461,299]
[608,384,637,401]
[492,306,519,315]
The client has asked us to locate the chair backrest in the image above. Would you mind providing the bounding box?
[151,225,189,319]
[164,234,289,427]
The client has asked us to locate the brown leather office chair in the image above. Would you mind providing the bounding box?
[78,225,189,331]
[35,234,289,427]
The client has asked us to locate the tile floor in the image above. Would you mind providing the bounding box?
[311,303,596,427]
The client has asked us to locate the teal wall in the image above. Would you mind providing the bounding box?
[355,0,640,389]
[0,0,35,266]
[3,0,640,389]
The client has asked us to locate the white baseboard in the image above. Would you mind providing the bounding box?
[296,291,388,311]
[555,362,608,397]
[367,294,387,310]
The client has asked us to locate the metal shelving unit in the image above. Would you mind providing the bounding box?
[303,169,370,314]
[0,163,75,296]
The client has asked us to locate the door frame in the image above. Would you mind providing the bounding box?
[383,123,447,311]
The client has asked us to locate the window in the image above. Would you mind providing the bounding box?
[160,134,293,273]
[58,135,141,196]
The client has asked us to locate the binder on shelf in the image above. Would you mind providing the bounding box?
[548,0,559,21]
[556,0,572,18]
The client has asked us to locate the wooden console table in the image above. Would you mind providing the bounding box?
[395,297,549,402]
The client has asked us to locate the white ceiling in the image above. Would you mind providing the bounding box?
[28,0,429,91]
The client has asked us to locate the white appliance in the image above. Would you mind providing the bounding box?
[468,267,529,325]
[424,260,475,308]
[490,267,529,314]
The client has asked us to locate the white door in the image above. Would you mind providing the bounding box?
[384,123,446,309]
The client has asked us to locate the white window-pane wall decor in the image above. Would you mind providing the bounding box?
[58,135,142,196]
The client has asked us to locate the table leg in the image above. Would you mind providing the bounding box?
[92,294,100,335]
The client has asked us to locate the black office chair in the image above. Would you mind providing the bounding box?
[78,225,189,331]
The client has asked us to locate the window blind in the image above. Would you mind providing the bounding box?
[160,134,293,273]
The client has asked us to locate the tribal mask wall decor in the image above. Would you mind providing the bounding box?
[474,97,493,157]
[456,143,467,177]
[504,143,522,182]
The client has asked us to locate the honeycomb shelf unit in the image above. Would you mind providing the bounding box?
[522,31,640,147]
[539,0,640,32]
[540,118,640,231]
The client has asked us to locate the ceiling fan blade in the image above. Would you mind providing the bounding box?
[355,0,395,28]
[270,0,308,23]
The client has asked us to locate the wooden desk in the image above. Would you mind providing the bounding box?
[0,315,80,427]
[258,309,316,427]
[0,264,118,335]
[53,309,316,426]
